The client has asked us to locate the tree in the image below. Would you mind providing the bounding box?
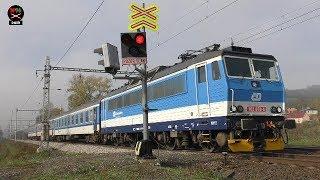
[67,74,111,110]
[0,128,3,139]
[35,103,64,123]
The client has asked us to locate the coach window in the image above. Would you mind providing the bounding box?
[93,108,97,122]
[212,61,221,80]
[66,118,69,126]
[85,111,89,122]
[197,66,206,83]
[75,114,78,124]
[80,113,83,124]
[89,110,93,122]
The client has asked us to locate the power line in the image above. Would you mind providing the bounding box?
[20,1,104,109]
[21,77,43,108]
[148,0,240,52]
[54,0,104,66]
[150,0,210,43]
[241,13,320,45]
[235,6,320,45]
[219,0,320,45]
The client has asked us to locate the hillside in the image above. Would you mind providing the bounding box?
[286,85,320,108]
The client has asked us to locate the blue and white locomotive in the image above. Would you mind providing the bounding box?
[28,45,294,152]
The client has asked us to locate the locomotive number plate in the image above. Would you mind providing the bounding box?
[246,106,266,112]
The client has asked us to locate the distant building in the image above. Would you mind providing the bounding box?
[286,111,310,124]
[286,107,298,113]
[303,107,318,115]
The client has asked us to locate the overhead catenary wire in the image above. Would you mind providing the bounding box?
[219,0,320,45]
[21,77,43,108]
[234,6,320,45]
[149,0,210,43]
[241,13,320,45]
[148,0,240,52]
[54,0,105,66]
[20,1,104,108]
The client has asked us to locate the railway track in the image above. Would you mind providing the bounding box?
[240,147,320,168]
[22,139,320,168]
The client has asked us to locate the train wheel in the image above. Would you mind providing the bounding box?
[165,138,179,150]
[215,132,228,151]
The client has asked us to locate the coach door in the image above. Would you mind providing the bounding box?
[195,63,210,117]
[93,107,99,132]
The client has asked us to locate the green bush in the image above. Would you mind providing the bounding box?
[287,120,320,146]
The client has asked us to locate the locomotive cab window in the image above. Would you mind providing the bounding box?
[197,66,206,83]
[212,61,221,80]
[252,59,278,80]
[225,57,252,78]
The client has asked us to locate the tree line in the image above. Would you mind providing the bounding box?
[36,74,112,123]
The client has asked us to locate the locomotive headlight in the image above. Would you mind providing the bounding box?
[237,105,244,113]
[270,106,277,113]
[230,105,237,112]
[277,107,283,113]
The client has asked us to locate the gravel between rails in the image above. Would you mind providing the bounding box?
[18,140,134,154]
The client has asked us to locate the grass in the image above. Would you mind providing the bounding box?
[0,140,222,180]
[0,140,50,167]
[287,120,320,147]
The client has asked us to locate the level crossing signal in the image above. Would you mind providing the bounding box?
[94,43,120,74]
[120,32,147,65]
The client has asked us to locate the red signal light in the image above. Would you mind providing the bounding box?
[135,34,145,45]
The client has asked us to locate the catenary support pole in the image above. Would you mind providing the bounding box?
[15,108,17,141]
[38,56,51,151]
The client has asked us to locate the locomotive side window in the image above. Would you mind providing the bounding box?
[197,66,206,83]
[252,59,278,80]
[212,61,221,80]
[225,57,252,77]
[108,74,186,111]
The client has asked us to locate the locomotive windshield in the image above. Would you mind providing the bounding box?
[252,59,278,80]
[225,57,252,77]
[224,57,279,80]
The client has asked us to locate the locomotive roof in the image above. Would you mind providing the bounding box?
[49,46,276,121]
[104,47,276,98]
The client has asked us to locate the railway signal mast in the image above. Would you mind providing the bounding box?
[93,2,157,158]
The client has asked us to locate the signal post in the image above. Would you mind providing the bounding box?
[94,3,158,158]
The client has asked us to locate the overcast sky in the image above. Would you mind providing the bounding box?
[1,0,320,131]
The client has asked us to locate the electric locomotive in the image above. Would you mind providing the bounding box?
[28,45,295,152]
[99,45,295,152]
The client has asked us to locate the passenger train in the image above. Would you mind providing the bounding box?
[28,45,295,152]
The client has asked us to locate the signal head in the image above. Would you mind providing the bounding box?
[135,33,145,45]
